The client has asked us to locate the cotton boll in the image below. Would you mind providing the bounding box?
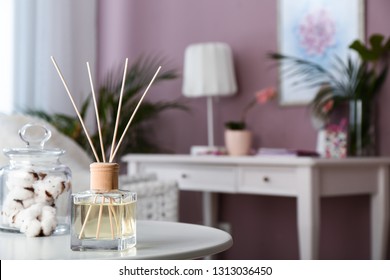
[27,203,44,217]
[40,206,57,236]
[6,170,37,189]
[42,176,67,199]
[4,214,18,227]
[3,195,24,213]
[21,219,42,237]
[37,172,48,180]
[63,181,71,192]
[41,219,56,236]
[6,173,68,236]
[2,196,24,224]
[14,204,57,237]
[4,171,36,222]
[21,197,35,209]
[33,175,67,205]
[2,189,35,227]
[41,205,56,219]
[14,210,28,230]
[2,210,15,227]
[2,208,21,227]
[6,185,35,201]
[13,211,25,229]
[33,180,55,205]
[16,204,44,237]
[15,204,43,228]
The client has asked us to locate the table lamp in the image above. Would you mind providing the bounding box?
[182,42,237,154]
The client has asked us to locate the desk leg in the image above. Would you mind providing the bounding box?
[371,166,389,259]
[297,167,320,260]
[202,192,218,260]
[203,192,218,227]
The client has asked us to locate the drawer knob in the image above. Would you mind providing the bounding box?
[181,173,188,179]
[263,176,270,183]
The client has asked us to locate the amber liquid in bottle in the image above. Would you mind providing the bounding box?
[71,191,136,251]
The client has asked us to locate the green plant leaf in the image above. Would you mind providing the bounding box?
[350,34,390,62]
[350,40,373,60]
[370,34,385,53]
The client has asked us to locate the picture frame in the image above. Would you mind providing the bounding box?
[277,0,365,105]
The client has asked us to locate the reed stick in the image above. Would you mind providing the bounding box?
[96,198,104,239]
[50,56,100,162]
[87,62,106,162]
[109,198,119,234]
[78,205,92,239]
[109,58,128,163]
[78,195,98,239]
[96,196,115,239]
[109,66,161,162]
[107,197,114,239]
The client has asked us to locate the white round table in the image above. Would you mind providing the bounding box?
[0,220,233,259]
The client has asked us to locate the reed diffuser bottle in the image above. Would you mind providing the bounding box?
[51,56,160,251]
[70,163,136,251]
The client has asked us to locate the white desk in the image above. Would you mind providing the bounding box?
[123,154,390,260]
[0,220,233,260]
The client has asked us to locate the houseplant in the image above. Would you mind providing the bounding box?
[270,33,390,156]
[224,87,276,155]
[29,56,188,160]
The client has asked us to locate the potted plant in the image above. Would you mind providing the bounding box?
[270,33,390,156]
[28,56,188,160]
[224,87,276,156]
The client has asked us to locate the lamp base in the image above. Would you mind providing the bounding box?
[190,145,227,156]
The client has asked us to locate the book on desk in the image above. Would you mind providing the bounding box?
[256,148,320,157]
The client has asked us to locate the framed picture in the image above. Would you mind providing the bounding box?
[277,0,365,105]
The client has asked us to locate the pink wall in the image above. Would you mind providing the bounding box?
[98,0,390,259]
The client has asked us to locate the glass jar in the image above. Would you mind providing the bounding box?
[0,123,72,236]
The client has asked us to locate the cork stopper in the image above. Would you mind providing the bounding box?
[90,162,119,192]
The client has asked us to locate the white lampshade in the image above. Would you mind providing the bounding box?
[182,42,237,97]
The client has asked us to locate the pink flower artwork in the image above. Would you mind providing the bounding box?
[298,8,336,56]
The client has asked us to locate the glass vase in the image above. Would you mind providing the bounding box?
[347,99,376,156]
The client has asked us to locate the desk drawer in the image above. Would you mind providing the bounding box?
[139,163,237,193]
[238,166,298,196]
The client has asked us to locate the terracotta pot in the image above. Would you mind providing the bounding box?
[224,129,252,156]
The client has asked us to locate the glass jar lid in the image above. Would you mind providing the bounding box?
[3,123,65,158]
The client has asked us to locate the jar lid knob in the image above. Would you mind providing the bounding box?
[19,123,52,149]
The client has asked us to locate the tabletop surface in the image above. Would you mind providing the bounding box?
[0,220,233,260]
[122,154,390,166]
